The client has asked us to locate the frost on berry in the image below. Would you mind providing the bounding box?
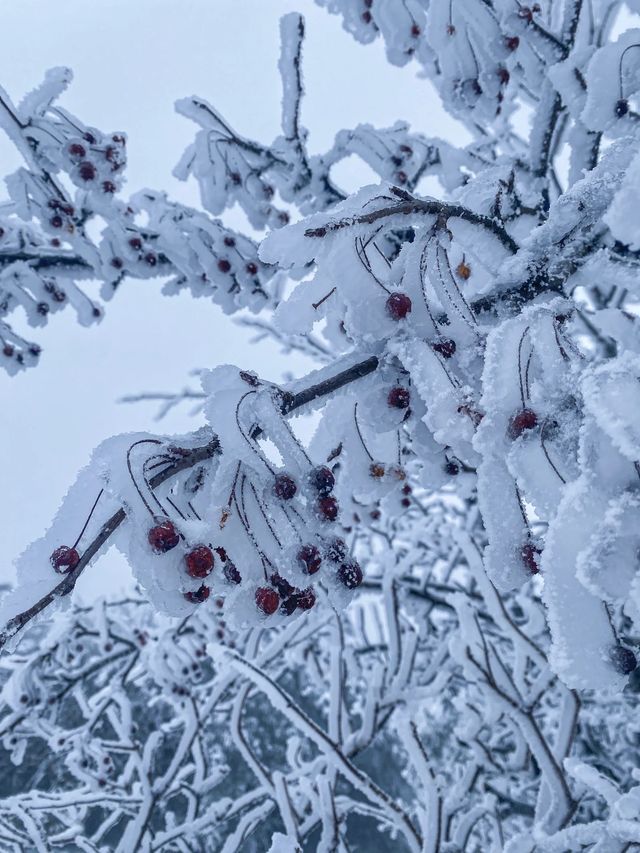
[50,546,80,574]
[255,587,280,615]
[185,546,214,579]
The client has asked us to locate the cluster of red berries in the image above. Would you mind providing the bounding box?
[255,572,317,616]
[125,233,161,270]
[64,131,125,194]
[45,197,75,235]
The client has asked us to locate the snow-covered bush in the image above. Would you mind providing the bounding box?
[3,0,640,848]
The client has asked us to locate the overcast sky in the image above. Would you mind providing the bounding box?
[0,0,459,600]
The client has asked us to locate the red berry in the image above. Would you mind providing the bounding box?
[505,35,519,51]
[388,387,411,409]
[337,560,363,589]
[317,496,339,522]
[246,262,258,275]
[270,572,295,598]
[78,162,96,182]
[362,10,372,23]
[3,344,14,357]
[297,587,316,610]
[111,257,123,269]
[148,520,180,554]
[223,236,235,247]
[444,459,459,476]
[432,338,456,358]
[411,24,421,37]
[144,252,157,266]
[223,561,242,584]
[498,67,510,85]
[395,170,408,185]
[50,216,63,229]
[256,586,280,615]
[217,259,231,273]
[280,596,299,616]
[508,408,538,439]
[129,237,142,251]
[325,537,347,562]
[185,545,215,579]
[610,645,637,675]
[83,132,97,144]
[521,541,541,575]
[386,292,412,320]
[68,143,86,159]
[274,473,297,500]
[184,585,210,604]
[50,546,80,573]
[298,544,322,574]
[615,99,629,118]
[102,181,116,194]
[309,465,335,496]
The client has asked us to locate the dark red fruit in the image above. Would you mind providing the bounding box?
[256,587,280,615]
[610,645,637,675]
[223,561,242,584]
[325,537,347,562]
[498,67,510,85]
[521,541,541,575]
[505,35,519,51]
[444,459,460,476]
[148,520,180,553]
[68,143,86,159]
[297,587,316,610]
[102,181,116,194]
[362,10,372,23]
[217,258,231,273]
[271,572,295,598]
[508,408,538,439]
[246,262,258,275]
[280,596,299,616]
[386,292,412,320]
[337,560,363,589]
[50,215,63,229]
[3,344,14,357]
[274,473,297,500]
[78,162,96,182]
[184,585,210,604]
[129,237,142,251]
[309,465,335,496]
[111,257,123,269]
[395,170,408,185]
[317,496,339,522]
[298,544,322,574]
[223,236,235,247]
[411,24,421,37]
[185,545,215,579]
[144,252,157,266]
[83,132,97,144]
[432,338,456,358]
[615,98,629,118]
[50,546,80,573]
[388,387,411,409]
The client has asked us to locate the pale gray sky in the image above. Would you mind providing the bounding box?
[0,0,457,599]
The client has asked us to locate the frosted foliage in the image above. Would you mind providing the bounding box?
[5,0,640,849]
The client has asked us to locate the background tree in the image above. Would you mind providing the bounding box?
[3,0,640,849]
